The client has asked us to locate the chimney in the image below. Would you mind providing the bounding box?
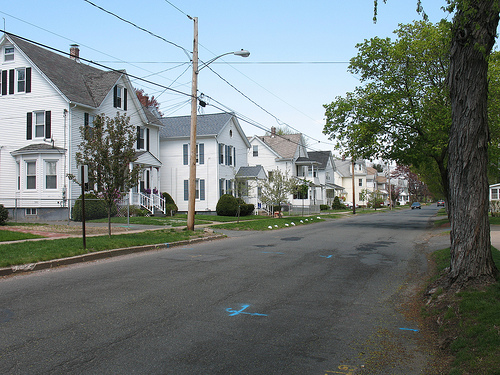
[70,44,80,62]
[271,126,276,137]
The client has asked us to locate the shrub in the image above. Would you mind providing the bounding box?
[320,204,329,211]
[162,192,178,215]
[216,194,239,216]
[332,196,345,210]
[72,193,115,221]
[0,204,8,225]
[236,198,254,216]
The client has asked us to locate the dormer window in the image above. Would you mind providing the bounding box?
[4,46,14,61]
[17,68,26,92]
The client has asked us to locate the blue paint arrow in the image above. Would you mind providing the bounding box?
[226,305,267,317]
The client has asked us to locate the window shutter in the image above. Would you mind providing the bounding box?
[219,144,223,164]
[200,179,205,200]
[26,112,32,140]
[45,111,51,139]
[199,143,204,164]
[123,88,128,110]
[233,147,236,166]
[1,70,7,95]
[25,67,31,93]
[113,85,118,108]
[9,69,14,95]
[184,180,189,201]
[219,179,224,197]
[183,144,188,165]
[146,128,150,151]
[137,126,141,149]
[225,145,229,165]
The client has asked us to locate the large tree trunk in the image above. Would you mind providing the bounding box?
[447,0,499,287]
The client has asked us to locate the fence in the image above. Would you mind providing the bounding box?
[0,195,164,223]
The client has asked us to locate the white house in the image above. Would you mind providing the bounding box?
[307,151,344,206]
[334,159,368,206]
[158,112,250,213]
[248,127,324,209]
[0,33,163,220]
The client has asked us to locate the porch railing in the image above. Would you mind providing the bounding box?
[130,192,165,215]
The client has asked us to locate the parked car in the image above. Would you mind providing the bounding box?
[437,200,445,207]
[411,202,422,209]
[344,202,359,209]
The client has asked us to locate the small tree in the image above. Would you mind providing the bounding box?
[70,113,142,236]
[0,204,8,225]
[259,169,297,213]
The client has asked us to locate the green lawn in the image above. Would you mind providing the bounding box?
[210,216,325,230]
[0,229,45,242]
[428,247,500,375]
[0,229,206,268]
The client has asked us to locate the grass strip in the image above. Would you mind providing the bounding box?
[210,216,325,230]
[0,229,204,268]
[0,229,45,242]
[428,247,500,375]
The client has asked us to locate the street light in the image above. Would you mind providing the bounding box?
[187,17,250,231]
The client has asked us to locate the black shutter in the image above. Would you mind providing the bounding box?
[26,112,32,140]
[200,179,205,200]
[45,111,51,139]
[183,144,188,165]
[123,88,128,110]
[146,128,150,151]
[25,67,31,93]
[199,143,204,164]
[113,85,118,108]
[137,126,141,149]
[1,70,7,95]
[84,113,89,139]
[9,69,14,94]
[184,180,189,200]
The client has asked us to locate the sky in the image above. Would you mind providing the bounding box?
[1,0,450,155]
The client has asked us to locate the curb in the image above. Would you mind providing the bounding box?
[0,233,226,278]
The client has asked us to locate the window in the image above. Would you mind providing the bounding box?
[359,178,363,187]
[137,127,145,149]
[493,188,499,200]
[219,179,225,197]
[27,111,51,140]
[45,161,57,189]
[294,189,308,200]
[26,208,37,216]
[326,172,331,181]
[184,179,205,200]
[253,145,258,157]
[4,47,14,61]
[26,161,36,189]
[113,85,127,110]
[17,68,25,92]
[84,113,95,139]
[16,162,20,190]
[225,179,233,196]
[197,143,204,164]
[219,143,224,164]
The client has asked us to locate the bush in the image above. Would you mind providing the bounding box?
[162,192,178,215]
[216,194,239,216]
[72,193,115,221]
[320,204,329,211]
[236,198,254,216]
[0,204,8,225]
[331,196,345,210]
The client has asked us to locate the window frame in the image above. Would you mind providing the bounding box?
[17,68,25,93]
[253,145,258,157]
[4,46,14,62]
[45,160,57,190]
[26,160,36,190]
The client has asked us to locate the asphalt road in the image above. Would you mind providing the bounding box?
[0,206,446,374]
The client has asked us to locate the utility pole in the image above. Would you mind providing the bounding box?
[187,16,198,231]
[352,159,356,215]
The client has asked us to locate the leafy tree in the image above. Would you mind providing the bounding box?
[135,88,162,115]
[391,165,430,203]
[259,169,298,213]
[71,113,142,236]
[0,204,8,225]
[323,20,451,200]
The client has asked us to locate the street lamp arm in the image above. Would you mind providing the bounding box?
[197,49,250,73]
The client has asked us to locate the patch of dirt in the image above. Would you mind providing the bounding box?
[3,224,135,239]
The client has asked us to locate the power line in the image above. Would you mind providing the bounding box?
[83,0,191,57]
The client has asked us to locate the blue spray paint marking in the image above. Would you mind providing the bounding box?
[262,251,284,255]
[399,327,419,332]
[320,255,333,258]
[226,305,267,317]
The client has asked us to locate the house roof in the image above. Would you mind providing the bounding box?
[236,165,266,179]
[256,133,303,159]
[335,159,366,177]
[307,151,332,169]
[159,112,234,138]
[11,143,66,156]
[6,34,122,108]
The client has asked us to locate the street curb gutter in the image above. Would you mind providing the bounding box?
[0,234,226,277]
